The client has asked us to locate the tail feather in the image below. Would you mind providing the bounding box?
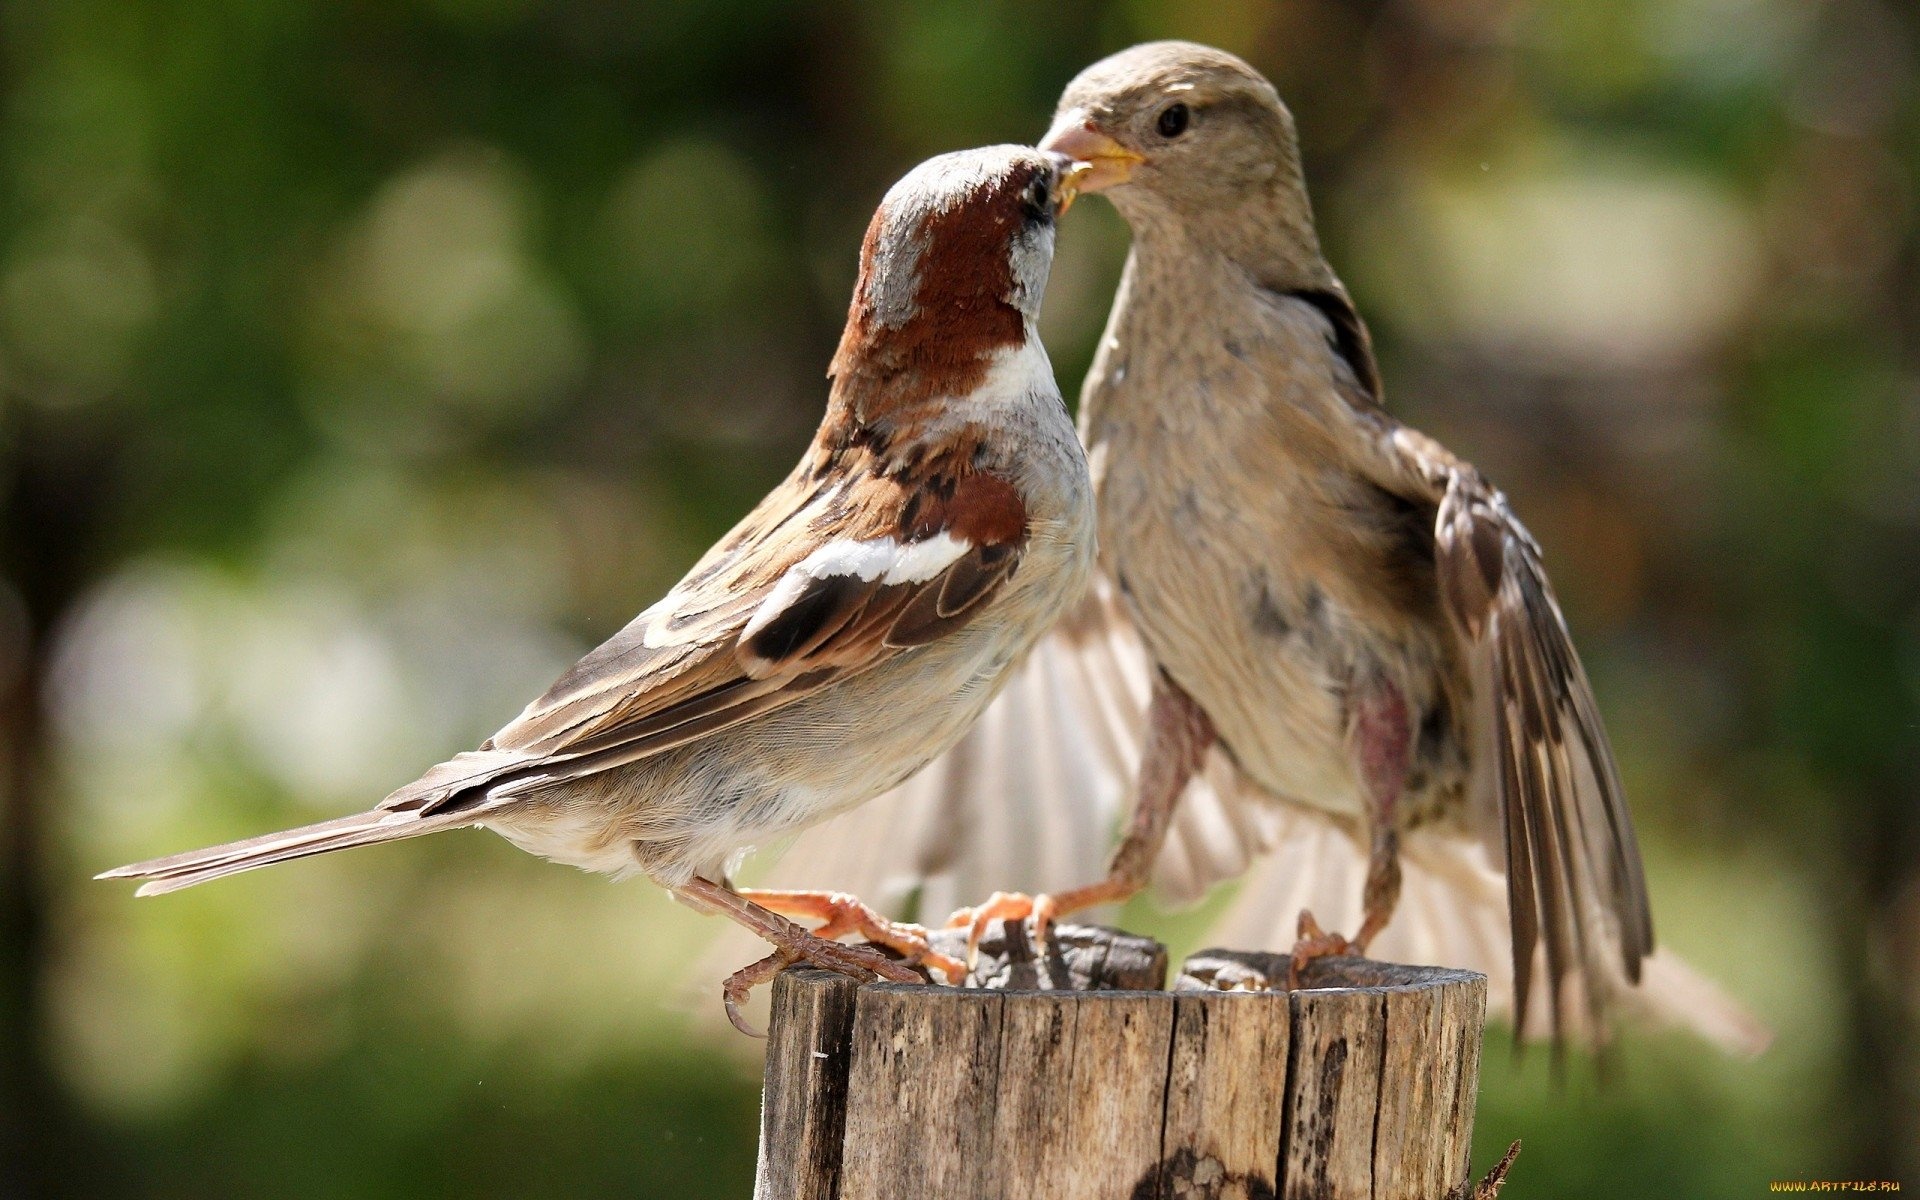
[1627,947,1774,1055]
[97,808,477,897]
[1201,815,1773,1055]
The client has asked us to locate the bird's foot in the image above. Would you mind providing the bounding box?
[1287,908,1360,990]
[738,888,965,984]
[721,950,798,1037]
[944,875,1140,967]
[720,925,922,1037]
[945,891,1062,968]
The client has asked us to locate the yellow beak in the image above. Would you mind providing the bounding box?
[1040,112,1144,197]
[1056,162,1087,217]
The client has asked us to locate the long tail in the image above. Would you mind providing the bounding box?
[96,808,478,897]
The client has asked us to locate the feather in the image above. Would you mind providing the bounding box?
[1207,817,1770,1055]
[99,145,1086,930]
[95,807,482,896]
[731,568,1765,1053]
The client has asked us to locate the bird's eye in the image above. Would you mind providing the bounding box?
[1024,175,1053,220]
[1156,102,1191,138]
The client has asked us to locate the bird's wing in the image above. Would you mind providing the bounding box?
[1236,290,1756,1048]
[1366,422,1655,1045]
[727,491,1765,1053]
[1206,819,1768,1053]
[742,572,1274,918]
[103,457,1034,896]
[382,460,1032,819]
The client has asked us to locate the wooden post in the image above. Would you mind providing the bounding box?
[755,926,1488,1200]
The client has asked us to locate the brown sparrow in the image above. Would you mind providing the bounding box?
[773,45,1765,1052]
[99,145,1097,1032]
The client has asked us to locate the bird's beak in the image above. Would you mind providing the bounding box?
[1041,112,1143,198]
[1055,161,1087,217]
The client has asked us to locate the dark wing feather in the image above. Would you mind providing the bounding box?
[888,543,1021,647]
[1428,445,1653,1046]
[483,474,826,760]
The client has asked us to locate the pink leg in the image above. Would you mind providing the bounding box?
[676,876,921,1035]
[1288,678,1410,986]
[738,888,966,983]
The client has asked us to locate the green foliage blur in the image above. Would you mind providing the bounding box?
[2,1,1915,1196]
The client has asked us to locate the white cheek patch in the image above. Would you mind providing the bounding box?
[740,533,972,645]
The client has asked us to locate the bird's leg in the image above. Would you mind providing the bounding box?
[1289,679,1410,989]
[677,876,921,1034]
[1352,825,1403,952]
[946,674,1214,962]
[736,888,966,983]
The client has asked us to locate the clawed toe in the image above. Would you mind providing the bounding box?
[909,941,969,984]
[718,930,923,1035]
[945,891,1059,966]
[815,936,922,985]
[1286,908,1357,990]
[722,949,799,1037]
[815,909,960,982]
[740,889,965,984]
[690,879,944,1033]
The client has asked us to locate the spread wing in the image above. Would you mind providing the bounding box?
[738,573,1275,917]
[729,558,1763,1052]
[1389,426,1655,1043]
[382,461,1030,820]
[1261,289,1682,1045]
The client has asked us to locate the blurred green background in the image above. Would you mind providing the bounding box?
[1,0,1915,1195]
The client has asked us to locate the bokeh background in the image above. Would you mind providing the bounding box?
[2,0,1915,1195]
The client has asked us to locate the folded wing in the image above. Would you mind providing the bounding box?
[103,459,1031,894]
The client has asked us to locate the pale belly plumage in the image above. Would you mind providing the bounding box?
[1083,295,1465,827]
[487,507,1096,886]
[1100,465,1368,817]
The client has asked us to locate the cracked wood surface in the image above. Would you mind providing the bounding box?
[755,929,1488,1200]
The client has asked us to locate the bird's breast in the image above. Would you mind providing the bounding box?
[1084,338,1462,820]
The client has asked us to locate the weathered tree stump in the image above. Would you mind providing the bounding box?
[755,925,1488,1200]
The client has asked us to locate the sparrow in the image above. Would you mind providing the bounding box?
[769,44,1766,1052]
[99,144,1097,1032]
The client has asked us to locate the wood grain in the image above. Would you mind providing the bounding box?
[1372,970,1487,1198]
[1158,991,1291,1200]
[1282,984,1385,1200]
[836,984,1005,1200]
[754,934,1488,1200]
[755,969,860,1200]
[992,992,1175,1199]
[1439,974,1488,1190]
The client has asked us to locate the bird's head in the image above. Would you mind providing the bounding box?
[1040,42,1327,282]
[830,145,1077,411]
